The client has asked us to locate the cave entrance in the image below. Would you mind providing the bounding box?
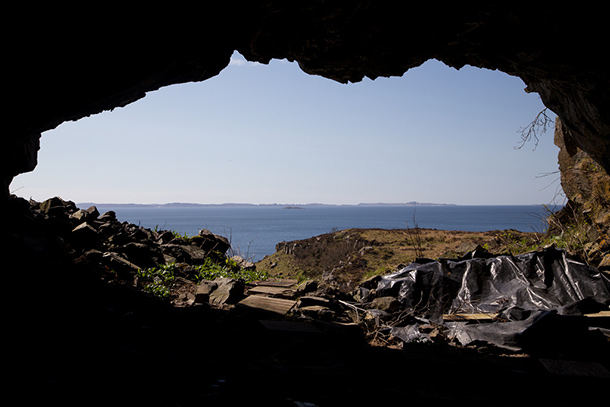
[12,52,559,259]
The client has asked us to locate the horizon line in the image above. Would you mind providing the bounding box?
[73,201,552,207]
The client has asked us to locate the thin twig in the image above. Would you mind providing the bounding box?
[515,107,554,150]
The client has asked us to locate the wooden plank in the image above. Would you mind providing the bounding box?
[443,310,610,322]
[443,311,610,321]
[584,310,610,318]
[247,286,295,298]
[238,295,297,315]
[250,279,298,288]
[442,313,497,321]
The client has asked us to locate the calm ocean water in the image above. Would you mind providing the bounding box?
[90,204,556,262]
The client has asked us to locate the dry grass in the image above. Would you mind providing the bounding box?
[255,227,543,292]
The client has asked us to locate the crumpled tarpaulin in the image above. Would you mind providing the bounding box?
[372,247,610,352]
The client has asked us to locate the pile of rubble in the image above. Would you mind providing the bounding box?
[5,195,234,283]
[193,245,610,364]
[192,275,347,319]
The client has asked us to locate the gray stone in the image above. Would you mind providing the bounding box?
[190,229,231,254]
[39,196,66,214]
[98,210,116,222]
[181,244,207,264]
[70,206,99,225]
[70,209,90,223]
[299,305,335,321]
[297,295,331,308]
[194,280,218,304]
[85,205,99,219]
[231,255,255,270]
[295,279,318,295]
[71,222,100,247]
[161,243,207,264]
[209,278,245,306]
[119,242,164,269]
[367,296,400,313]
[154,230,175,244]
[102,252,141,275]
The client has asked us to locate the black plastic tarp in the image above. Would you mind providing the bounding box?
[373,247,610,351]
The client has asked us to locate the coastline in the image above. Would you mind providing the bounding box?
[75,201,528,208]
[70,203,554,262]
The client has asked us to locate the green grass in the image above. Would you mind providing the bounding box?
[137,257,269,299]
[137,263,176,299]
[191,257,270,283]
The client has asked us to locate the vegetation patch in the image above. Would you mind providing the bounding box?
[137,263,176,299]
[137,257,269,300]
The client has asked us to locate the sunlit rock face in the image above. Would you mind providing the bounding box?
[554,117,610,267]
[3,3,610,197]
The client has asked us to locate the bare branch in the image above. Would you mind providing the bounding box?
[515,108,554,150]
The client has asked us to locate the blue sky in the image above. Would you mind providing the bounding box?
[13,52,562,205]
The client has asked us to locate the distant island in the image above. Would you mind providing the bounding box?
[76,202,458,208]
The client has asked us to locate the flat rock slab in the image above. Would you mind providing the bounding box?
[247,286,296,298]
[250,279,298,288]
[238,295,297,315]
[442,313,497,321]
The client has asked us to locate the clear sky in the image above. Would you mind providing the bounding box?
[13,52,562,206]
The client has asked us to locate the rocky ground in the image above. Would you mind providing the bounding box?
[4,195,609,406]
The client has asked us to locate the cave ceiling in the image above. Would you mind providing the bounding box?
[4,3,609,195]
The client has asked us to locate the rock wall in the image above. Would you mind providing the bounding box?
[4,3,610,198]
[554,118,610,267]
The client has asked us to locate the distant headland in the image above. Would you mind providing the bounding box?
[76,201,458,208]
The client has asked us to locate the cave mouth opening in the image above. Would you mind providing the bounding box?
[12,52,559,209]
[10,53,561,261]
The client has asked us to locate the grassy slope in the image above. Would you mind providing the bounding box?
[255,227,543,292]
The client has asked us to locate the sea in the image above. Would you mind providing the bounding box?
[86,204,558,262]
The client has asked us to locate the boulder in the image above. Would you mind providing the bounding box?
[194,280,218,304]
[70,206,99,225]
[118,242,164,269]
[208,277,245,306]
[71,222,101,248]
[97,210,116,222]
[366,296,401,313]
[82,249,104,264]
[124,225,154,242]
[101,251,141,276]
[295,279,318,295]
[298,305,336,321]
[154,230,175,244]
[191,229,231,254]
[107,230,130,246]
[85,205,99,219]
[39,196,75,216]
[180,244,207,264]
[70,209,89,223]
[161,243,207,264]
[230,255,255,271]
